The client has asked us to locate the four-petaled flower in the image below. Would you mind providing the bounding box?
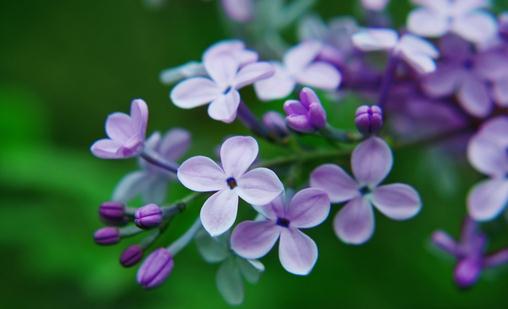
[311,137,422,244]
[231,188,330,275]
[177,136,284,236]
[91,99,148,159]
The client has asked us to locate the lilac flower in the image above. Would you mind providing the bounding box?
[352,28,439,73]
[361,0,390,11]
[407,0,497,44]
[311,137,422,244]
[423,35,508,117]
[231,188,330,275]
[221,0,254,23]
[254,41,341,101]
[355,105,383,135]
[283,87,327,133]
[177,136,284,236]
[203,40,258,68]
[91,99,148,159]
[467,117,508,221]
[113,129,191,204]
[170,44,273,123]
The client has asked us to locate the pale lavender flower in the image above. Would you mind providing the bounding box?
[113,129,190,204]
[361,0,390,11]
[352,28,439,73]
[171,44,273,123]
[311,137,422,244]
[231,188,330,275]
[283,87,327,133]
[254,41,341,101]
[407,0,497,44]
[221,0,254,23]
[91,99,148,159]
[467,117,508,221]
[177,136,284,236]
[203,40,258,68]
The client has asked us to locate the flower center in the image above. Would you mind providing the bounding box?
[223,86,232,95]
[226,177,237,189]
[276,217,290,228]
[359,186,371,196]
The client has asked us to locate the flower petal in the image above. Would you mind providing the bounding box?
[203,40,257,67]
[207,90,240,123]
[177,156,226,192]
[201,189,239,236]
[468,129,508,177]
[467,179,508,221]
[334,197,375,245]
[457,73,492,118]
[90,139,123,159]
[216,257,244,306]
[407,8,449,37]
[286,188,330,228]
[230,220,280,259]
[278,228,317,275]
[493,78,508,107]
[170,77,220,108]
[237,258,263,284]
[256,194,285,220]
[422,64,463,97]
[204,54,239,86]
[130,99,149,137]
[452,11,498,44]
[254,63,295,101]
[105,113,136,142]
[221,0,254,23]
[284,41,322,73]
[371,184,422,220]
[113,171,150,202]
[310,164,360,203]
[220,135,258,178]
[237,167,284,205]
[142,176,169,204]
[158,128,191,161]
[352,137,393,187]
[295,62,341,90]
[194,228,229,263]
[352,28,398,51]
[234,62,274,89]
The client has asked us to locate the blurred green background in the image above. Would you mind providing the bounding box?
[1,0,508,308]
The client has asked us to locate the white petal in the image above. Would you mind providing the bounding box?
[254,63,295,101]
[334,197,375,245]
[295,62,341,90]
[278,228,318,275]
[170,78,220,108]
[201,190,239,236]
[207,90,240,123]
[467,179,508,221]
[352,28,398,51]
[407,8,449,37]
[452,11,498,44]
[352,137,393,187]
[220,136,258,178]
[371,184,422,220]
[177,156,226,192]
[237,168,284,205]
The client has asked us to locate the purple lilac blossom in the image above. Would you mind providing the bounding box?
[407,0,498,44]
[137,248,174,289]
[231,188,330,275]
[221,0,254,23]
[113,129,191,204]
[352,28,439,74]
[177,136,284,236]
[355,105,383,135]
[254,41,341,101]
[311,137,421,244]
[283,87,327,133]
[467,117,508,221]
[91,99,148,159]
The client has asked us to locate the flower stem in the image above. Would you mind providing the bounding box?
[237,101,274,142]
[319,124,362,144]
[140,150,179,174]
[167,218,202,255]
[377,54,399,108]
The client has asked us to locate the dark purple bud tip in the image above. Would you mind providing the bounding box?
[137,248,174,289]
[454,259,482,289]
[99,201,126,225]
[135,204,163,229]
[262,111,289,139]
[94,227,120,245]
[120,245,144,267]
[355,105,383,135]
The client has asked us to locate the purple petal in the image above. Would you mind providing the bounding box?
[204,54,239,86]
[352,137,393,187]
[474,51,508,81]
[177,156,226,192]
[220,136,258,178]
[493,78,508,107]
[407,8,449,37]
[254,63,295,101]
[158,128,191,161]
[454,258,482,288]
[237,167,284,205]
[207,90,240,123]
[234,62,274,89]
[371,184,422,220]
[478,116,508,144]
[310,164,359,203]
[256,194,285,220]
[295,62,341,90]
[203,40,258,67]
[283,100,307,115]
[278,228,317,275]
[452,11,498,44]
[458,74,492,117]
[91,139,123,159]
[221,0,254,23]
[284,41,322,73]
[230,220,280,259]
[484,249,508,268]
[432,230,460,256]
[422,64,463,97]
[467,122,508,177]
[105,113,136,142]
[286,188,330,228]
[352,28,398,51]
[130,99,149,137]
[334,197,375,245]
[200,189,239,236]
[171,77,220,108]
[467,179,508,221]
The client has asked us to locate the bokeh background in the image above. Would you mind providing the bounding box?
[2,0,508,308]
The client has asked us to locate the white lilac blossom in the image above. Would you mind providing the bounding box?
[311,137,422,244]
[231,188,330,275]
[467,117,508,221]
[221,0,254,23]
[254,41,341,101]
[170,43,273,123]
[91,99,148,159]
[113,129,190,204]
[177,136,284,236]
[352,28,439,74]
[407,0,497,45]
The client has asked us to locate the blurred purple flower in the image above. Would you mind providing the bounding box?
[361,0,390,11]
[407,0,497,44]
[137,248,174,289]
[120,244,144,267]
[254,41,341,101]
[203,40,258,67]
[311,137,421,244]
[262,111,289,139]
[283,87,327,133]
[221,0,254,23]
[91,99,148,159]
[352,28,439,73]
[231,188,330,275]
[177,136,284,236]
[467,117,508,221]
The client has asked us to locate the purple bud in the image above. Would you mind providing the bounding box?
[137,248,174,289]
[283,88,327,133]
[355,105,383,135]
[262,111,289,139]
[454,258,482,288]
[120,245,144,267]
[94,227,120,245]
[135,204,163,229]
[99,201,126,224]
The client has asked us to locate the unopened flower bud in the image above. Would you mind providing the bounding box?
[454,258,482,289]
[120,245,144,267]
[135,204,163,229]
[94,227,120,245]
[99,201,126,224]
[137,248,174,289]
[262,111,289,139]
[283,87,327,133]
[355,105,383,135]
